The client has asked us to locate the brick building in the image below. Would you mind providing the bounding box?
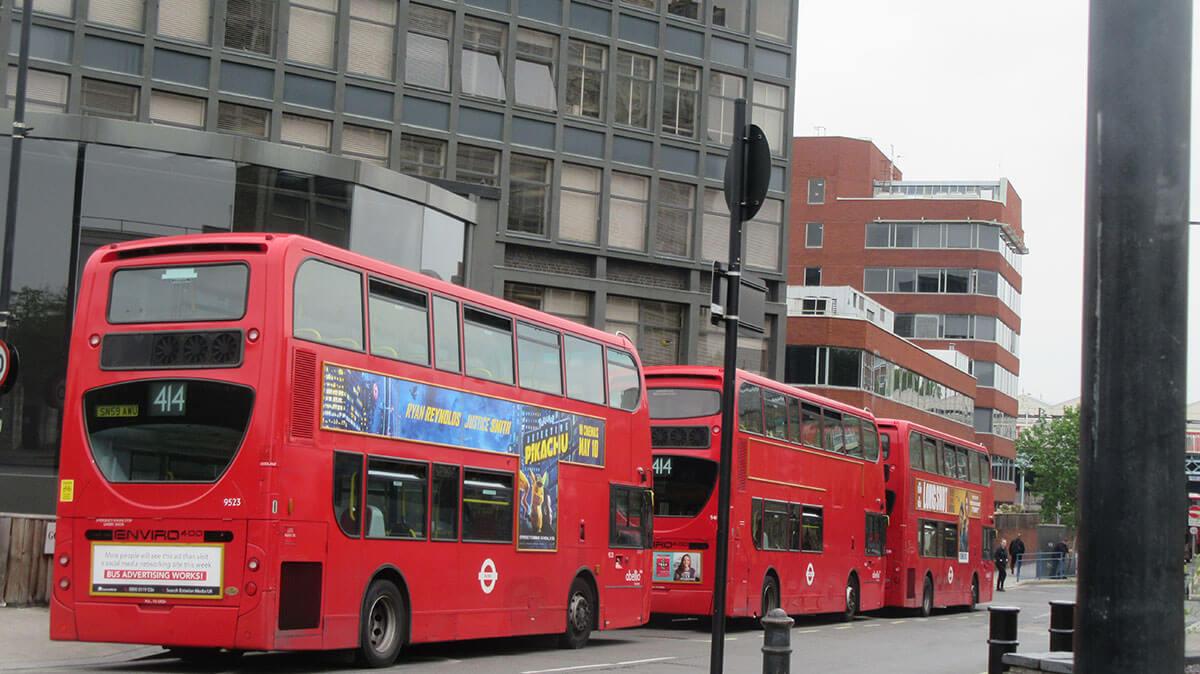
[786,136,1027,504]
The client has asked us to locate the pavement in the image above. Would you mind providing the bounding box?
[0,607,161,672]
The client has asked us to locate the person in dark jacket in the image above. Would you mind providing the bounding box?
[1053,539,1070,578]
[1009,534,1026,581]
[995,539,1009,591]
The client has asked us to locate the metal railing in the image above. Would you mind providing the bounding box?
[1010,552,1077,580]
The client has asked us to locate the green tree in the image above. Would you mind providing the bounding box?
[1016,406,1080,527]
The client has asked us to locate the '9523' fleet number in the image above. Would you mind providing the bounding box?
[222,498,242,507]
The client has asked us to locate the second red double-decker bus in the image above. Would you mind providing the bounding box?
[877,419,995,615]
[647,367,887,621]
[51,233,654,666]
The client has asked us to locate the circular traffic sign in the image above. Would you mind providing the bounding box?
[1190,505,1200,520]
[0,339,16,395]
[478,558,498,594]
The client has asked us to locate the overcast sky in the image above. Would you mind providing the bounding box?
[793,0,1200,405]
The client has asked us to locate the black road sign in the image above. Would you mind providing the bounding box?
[723,124,772,221]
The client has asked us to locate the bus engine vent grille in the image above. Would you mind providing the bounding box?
[650,426,710,449]
[100,331,243,369]
[290,349,317,440]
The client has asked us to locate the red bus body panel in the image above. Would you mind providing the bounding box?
[647,366,887,619]
[51,233,652,652]
[878,419,995,611]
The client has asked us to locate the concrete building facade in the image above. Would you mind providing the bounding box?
[786,136,1026,504]
[0,0,800,514]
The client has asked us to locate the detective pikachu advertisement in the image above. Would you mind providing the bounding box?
[321,364,606,551]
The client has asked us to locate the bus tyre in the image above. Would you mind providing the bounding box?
[842,576,859,622]
[760,575,780,618]
[358,579,405,668]
[919,577,934,618]
[559,577,594,650]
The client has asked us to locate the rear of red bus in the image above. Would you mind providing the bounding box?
[51,234,287,652]
[645,367,723,617]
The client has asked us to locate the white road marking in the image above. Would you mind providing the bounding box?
[522,658,675,674]
[834,625,853,630]
[890,620,907,625]
[797,629,820,634]
[617,657,677,666]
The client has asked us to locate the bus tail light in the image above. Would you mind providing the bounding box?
[248,558,260,572]
[245,582,258,596]
[59,577,70,590]
[712,425,720,436]
[88,334,101,347]
[247,328,260,343]
[58,554,69,567]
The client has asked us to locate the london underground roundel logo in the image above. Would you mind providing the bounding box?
[478,558,498,594]
[805,563,815,586]
[947,566,954,585]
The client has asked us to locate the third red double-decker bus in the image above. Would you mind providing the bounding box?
[876,419,995,615]
[51,233,653,666]
[646,366,887,621]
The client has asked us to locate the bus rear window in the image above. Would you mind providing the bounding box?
[109,264,248,323]
[84,380,253,483]
[652,455,717,517]
[647,388,720,419]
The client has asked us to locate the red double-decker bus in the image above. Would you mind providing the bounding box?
[876,419,995,615]
[50,233,654,666]
[646,366,887,621]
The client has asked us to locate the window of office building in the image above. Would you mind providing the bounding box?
[606,296,683,366]
[149,90,205,129]
[755,0,791,41]
[508,154,551,235]
[276,114,329,152]
[656,180,694,258]
[662,62,699,138]
[701,187,730,264]
[808,177,825,204]
[622,0,656,8]
[397,135,446,178]
[504,283,591,325]
[158,0,211,44]
[225,0,276,56]
[567,41,606,120]
[6,66,67,112]
[707,72,744,146]
[288,0,338,69]
[341,124,390,165]
[462,16,506,101]
[217,101,269,138]
[609,172,650,251]
[455,144,500,186]
[806,222,823,248]
[752,81,787,155]
[711,0,747,32]
[515,29,557,111]
[668,0,700,20]
[615,51,654,129]
[88,0,144,31]
[81,79,139,120]
[348,0,396,79]
[13,0,74,17]
[804,267,821,286]
[560,163,602,244]
[745,197,781,269]
[405,5,452,91]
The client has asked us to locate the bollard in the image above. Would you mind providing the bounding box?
[761,608,793,674]
[988,606,1020,674]
[1048,600,1075,652]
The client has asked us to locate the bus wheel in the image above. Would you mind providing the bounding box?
[841,576,859,622]
[559,577,594,650]
[919,577,934,618]
[358,579,405,667]
[760,575,780,618]
[969,576,979,611]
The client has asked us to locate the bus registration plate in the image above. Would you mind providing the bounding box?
[90,543,224,599]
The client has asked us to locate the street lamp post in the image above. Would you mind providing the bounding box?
[1,1,35,340]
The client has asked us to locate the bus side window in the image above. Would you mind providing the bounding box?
[979,454,991,486]
[368,280,430,365]
[751,498,763,550]
[800,403,822,447]
[762,500,789,551]
[365,457,427,539]
[433,296,461,372]
[922,435,939,474]
[983,527,996,560]
[862,421,880,461]
[956,448,969,482]
[737,383,763,434]
[879,431,890,461]
[785,397,802,444]
[431,464,460,541]
[762,390,787,440]
[294,259,364,351]
[843,416,863,458]
[606,348,641,411]
[564,336,606,405]
[610,485,651,549]
[967,449,979,483]
[334,452,364,537]
[941,523,958,558]
[801,506,823,552]
[517,323,563,395]
[865,513,886,556]
[919,520,938,557]
[822,409,843,453]
[788,503,802,551]
[462,469,514,543]
[464,307,515,385]
[942,441,957,477]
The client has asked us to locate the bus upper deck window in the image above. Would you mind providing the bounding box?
[464,307,514,385]
[564,336,605,405]
[606,348,640,411]
[433,296,461,372]
[369,280,429,365]
[294,259,364,351]
[517,323,563,395]
[109,263,248,323]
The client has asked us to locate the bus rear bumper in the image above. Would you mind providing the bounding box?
[650,586,712,617]
[65,601,269,651]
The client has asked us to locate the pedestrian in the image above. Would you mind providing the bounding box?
[995,538,1009,591]
[1054,539,1070,578]
[1009,533,1026,581]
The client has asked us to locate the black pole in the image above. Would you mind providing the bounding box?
[709,98,746,674]
[1048,600,1074,652]
[760,608,793,674]
[1078,1,1190,672]
[0,1,33,340]
[986,606,1019,674]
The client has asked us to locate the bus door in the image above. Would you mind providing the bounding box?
[607,485,653,627]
